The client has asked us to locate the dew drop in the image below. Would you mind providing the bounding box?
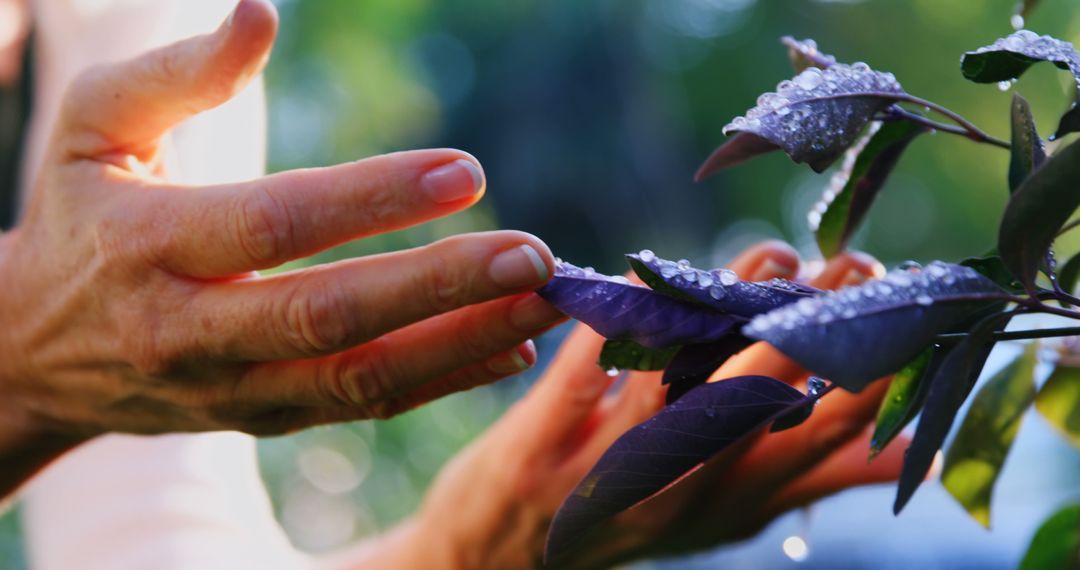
[916,295,934,306]
[660,265,678,279]
[709,286,727,300]
[698,272,715,287]
[1011,14,1025,30]
[638,249,655,262]
[718,269,739,286]
[808,377,827,397]
[610,275,631,285]
[606,367,619,377]
[677,259,691,270]
[794,68,825,90]
[897,260,922,271]
[997,80,1012,91]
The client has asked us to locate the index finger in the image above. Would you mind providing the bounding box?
[146,149,487,277]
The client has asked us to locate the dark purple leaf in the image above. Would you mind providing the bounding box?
[545,376,811,563]
[744,262,1006,392]
[536,261,742,349]
[812,119,927,258]
[962,30,1080,138]
[781,36,837,73]
[694,133,781,182]
[894,312,1012,514]
[696,63,907,180]
[598,340,679,372]
[1008,93,1046,193]
[663,337,755,405]
[627,251,818,318]
[999,138,1080,289]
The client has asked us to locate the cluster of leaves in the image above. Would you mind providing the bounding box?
[534,16,1080,566]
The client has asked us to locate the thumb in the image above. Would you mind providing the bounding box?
[58,0,278,162]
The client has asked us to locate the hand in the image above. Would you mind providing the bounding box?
[368,243,908,569]
[0,0,564,494]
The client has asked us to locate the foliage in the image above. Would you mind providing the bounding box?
[535,8,1080,562]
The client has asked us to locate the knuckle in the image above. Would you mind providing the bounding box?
[232,186,296,268]
[418,242,470,313]
[280,277,358,356]
[324,344,402,416]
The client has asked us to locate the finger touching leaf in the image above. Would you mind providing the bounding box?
[536,261,742,349]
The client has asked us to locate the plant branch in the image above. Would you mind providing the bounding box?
[887,94,1010,149]
[935,326,1080,344]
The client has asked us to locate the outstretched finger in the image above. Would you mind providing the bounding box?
[174,231,554,362]
[58,0,278,162]
[149,149,488,277]
[760,430,909,518]
[231,292,564,412]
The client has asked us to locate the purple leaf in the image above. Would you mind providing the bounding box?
[627,251,819,318]
[663,337,755,405]
[696,62,907,180]
[544,376,812,563]
[536,261,742,349]
[782,36,837,73]
[744,262,1006,392]
[894,312,1012,514]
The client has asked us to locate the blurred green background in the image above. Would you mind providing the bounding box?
[4,0,1080,567]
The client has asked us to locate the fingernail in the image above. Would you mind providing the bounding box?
[489,244,549,289]
[487,341,535,375]
[840,268,870,287]
[510,294,565,331]
[752,258,797,281]
[850,251,887,279]
[421,159,485,204]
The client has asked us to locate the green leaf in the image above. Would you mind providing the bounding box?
[999,137,1080,289]
[1020,503,1080,570]
[961,254,1025,293]
[941,343,1037,527]
[598,340,679,371]
[814,120,926,258]
[1035,364,1080,449]
[870,346,934,459]
[1008,93,1046,194]
[1058,252,1080,297]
